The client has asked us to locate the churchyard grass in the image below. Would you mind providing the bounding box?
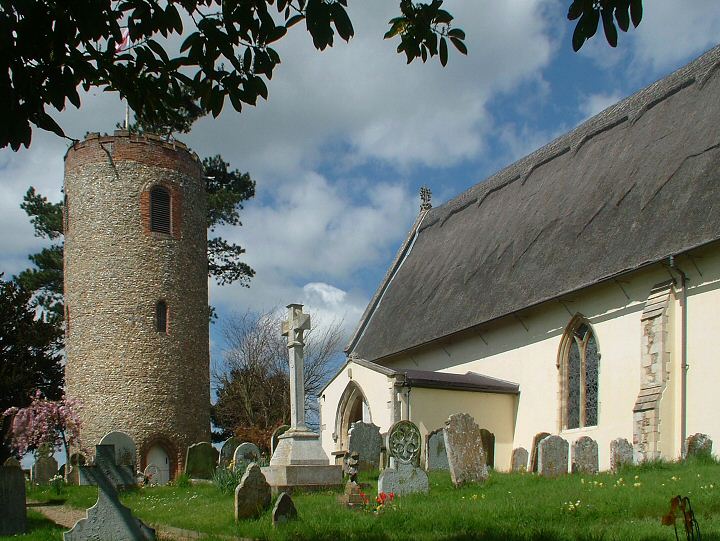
[19,457,720,540]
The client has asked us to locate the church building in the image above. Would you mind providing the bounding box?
[319,44,720,471]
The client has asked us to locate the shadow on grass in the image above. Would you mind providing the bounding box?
[6,511,66,541]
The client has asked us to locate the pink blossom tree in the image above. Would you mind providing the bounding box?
[2,390,82,475]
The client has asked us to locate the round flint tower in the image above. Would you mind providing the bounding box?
[64,131,210,480]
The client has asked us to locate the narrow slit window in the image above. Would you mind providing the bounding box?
[150,187,171,234]
[156,301,168,334]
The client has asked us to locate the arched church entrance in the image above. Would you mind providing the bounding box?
[335,381,371,451]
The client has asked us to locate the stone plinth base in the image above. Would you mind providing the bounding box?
[270,429,330,466]
[261,464,342,494]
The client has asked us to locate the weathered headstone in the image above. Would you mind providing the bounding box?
[3,457,21,468]
[272,492,297,527]
[571,436,598,474]
[0,466,26,535]
[425,428,449,471]
[348,421,382,470]
[610,438,634,472]
[538,435,568,477]
[511,447,529,472]
[233,442,261,473]
[80,445,136,488]
[99,431,137,468]
[685,433,713,459]
[219,437,241,468]
[235,463,272,520]
[185,442,218,479]
[480,428,495,469]
[378,420,428,495]
[344,451,360,482]
[271,425,290,455]
[443,413,488,486]
[32,455,58,485]
[340,480,365,509]
[529,432,551,473]
[64,448,155,541]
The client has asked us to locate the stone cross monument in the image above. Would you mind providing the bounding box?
[281,304,311,431]
[262,304,342,492]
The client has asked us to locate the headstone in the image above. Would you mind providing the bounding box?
[344,451,360,482]
[80,445,136,488]
[32,455,58,485]
[64,449,155,541]
[143,464,160,485]
[0,466,26,535]
[378,420,428,495]
[271,425,290,455]
[185,442,218,479]
[529,432,551,473]
[340,480,365,508]
[272,492,297,527]
[685,433,713,459]
[511,447,529,472]
[99,431,137,468]
[233,442,261,473]
[480,429,495,469]
[443,413,488,486]
[219,437,241,468]
[348,421,382,470]
[610,438,634,472]
[3,457,21,468]
[425,428,449,471]
[538,435,569,477]
[571,436,599,474]
[235,463,272,520]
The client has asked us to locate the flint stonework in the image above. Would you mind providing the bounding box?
[443,413,488,486]
[272,492,298,526]
[235,464,272,520]
[426,428,449,471]
[571,436,598,474]
[538,435,569,477]
[511,447,529,472]
[0,466,27,535]
[685,433,713,458]
[185,442,218,479]
[348,422,383,470]
[530,432,551,473]
[610,438,634,471]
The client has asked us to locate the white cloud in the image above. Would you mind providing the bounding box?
[578,92,623,120]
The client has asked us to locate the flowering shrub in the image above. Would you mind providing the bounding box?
[49,474,65,495]
[2,391,83,474]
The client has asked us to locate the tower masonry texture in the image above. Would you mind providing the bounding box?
[64,131,210,476]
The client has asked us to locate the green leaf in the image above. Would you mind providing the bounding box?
[447,28,465,40]
[286,14,304,28]
[567,1,583,21]
[616,4,630,33]
[439,36,448,67]
[601,8,617,47]
[630,0,643,27]
[449,36,467,55]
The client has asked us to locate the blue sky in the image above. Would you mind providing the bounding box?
[1,1,719,381]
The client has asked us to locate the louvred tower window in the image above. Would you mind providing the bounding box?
[150,186,171,234]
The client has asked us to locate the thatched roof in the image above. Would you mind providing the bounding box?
[348,44,720,362]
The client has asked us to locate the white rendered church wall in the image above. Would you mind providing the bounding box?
[319,361,395,457]
[410,387,516,471]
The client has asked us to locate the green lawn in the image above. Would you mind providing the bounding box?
[16,457,720,540]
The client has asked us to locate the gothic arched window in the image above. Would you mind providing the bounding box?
[559,318,599,430]
[149,186,171,234]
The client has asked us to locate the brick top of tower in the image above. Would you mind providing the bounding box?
[64,130,202,179]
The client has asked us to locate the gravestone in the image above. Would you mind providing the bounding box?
[344,451,360,482]
[443,413,488,486]
[64,446,155,541]
[185,442,218,479]
[235,463,272,520]
[271,425,290,455]
[511,447,529,472]
[348,421,382,470]
[610,438,634,472]
[685,433,713,458]
[272,492,297,527]
[143,464,160,485]
[480,428,495,469]
[378,420,428,496]
[3,457,21,468]
[340,480,365,508]
[80,445,136,488]
[0,466,26,535]
[233,442,261,473]
[571,436,598,474]
[67,453,87,485]
[529,432,551,473]
[538,435,568,477]
[425,428,449,471]
[32,455,58,485]
[219,437,241,468]
[99,431,136,468]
